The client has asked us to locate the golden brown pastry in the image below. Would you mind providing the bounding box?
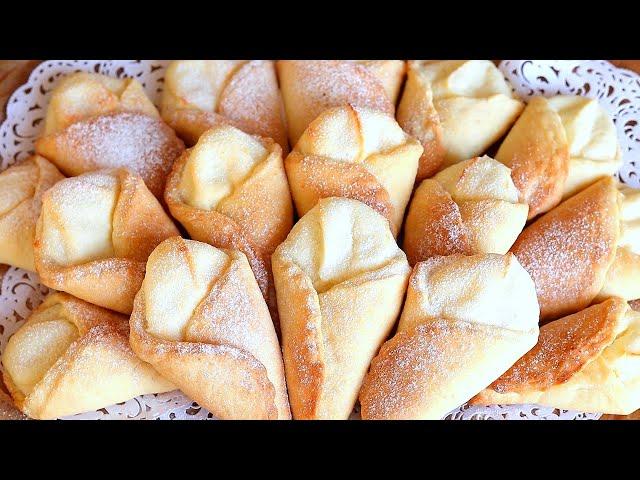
[546,95,622,199]
[34,168,179,314]
[161,60,288,152]
[496,95,622,219]
[2,292,174,420]
[0,388,28,420]
[599,183,640,301]
[129,236,290,420]
[472,297,640,416]
[359,253,540,420]
[284,104,422,236]
[276,60,405,145]
[35,111,184,199]
[397,60,523,179]
[272,197,411,419]
[511,176,640,322]
[0,155,64,271]
[495,96,570,219]
[43,72,159,135]
[165,124,293,327]
[403,155,528,265]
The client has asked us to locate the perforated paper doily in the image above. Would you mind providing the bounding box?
[2,60,639,420]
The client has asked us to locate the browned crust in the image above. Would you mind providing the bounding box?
[496,97,570,219]
[285,151,396,236]
[511,177,620,322]
[164,140,293,332]
[474,297,626,398]
[34,111,185,199]
[403,179,472,266]
[129,273,281,420]
[276,60,394,145]
[161,107,234,147]
[271,257,325,419]
[630,299,640,312]
[218,60,289,155]
[396,65,445,182]
[34,169,179,314]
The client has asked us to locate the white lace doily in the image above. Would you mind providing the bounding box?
[2,59,638,420]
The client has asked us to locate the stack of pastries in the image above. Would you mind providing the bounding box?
[0,60,638,420]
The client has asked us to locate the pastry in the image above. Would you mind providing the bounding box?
[35,111,185,198]
[164,124,293,327]
[496,95,622,218]
[129,236,290,420]
[472,297,640,416]
[0,155,64,271]
[0,388,28,420]
[403,155,528,265]
[511,176,640,322]
[272,197,411,419]
[547,95,622,199]
[43,72,159,135]
[276,60,405,145]
[33,168,179,314]
[161,60,288,152]
[397,60,523,178]
[284,104,422,236]
[495,96,570,219]
[2,292,174,420]
[359,253,540,420]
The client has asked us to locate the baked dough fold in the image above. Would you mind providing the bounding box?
[129,236,291,420]
[0,155,64,271]
[472,297,640,415]
[161,60,288,152]
[34,168,179,314]
[2,292,174,419]
[359,253,540,420]
[36,112,184,199]
[511,176,640,322]
[165,125,293,327]
[43,72,159,135]
[398,60,523,178]
[276,60,404,145]
[284,104,422,236]
[272,197,411,419]
[403,155,528,265]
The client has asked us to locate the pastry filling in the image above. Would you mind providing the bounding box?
[179,125,268,211]
[39,172,118,266]
[3,311,78,396]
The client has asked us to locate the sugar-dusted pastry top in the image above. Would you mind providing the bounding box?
[495,96,570,220]
[511,176,620,322]
[403,155,528,264]
[36,111,185,198]
[277,60,399,145]
[286,104,422,235]
[359,253,539,420]
[162,60,288,152]
[400,253,540,333]
[406,60,524,168]
[275,197,409,294]
[273,197,410,419]
[0,155,64,271]
[546,95,622,199]
[133,236,290,419]
[34,168,179,314]
[44,72,159,135]
[178,125,270,211]
[473,297,640,415]
[2,292,173,419]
